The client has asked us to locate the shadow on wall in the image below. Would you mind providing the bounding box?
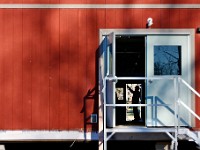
[81,86,98,140]
[80,44,102,141]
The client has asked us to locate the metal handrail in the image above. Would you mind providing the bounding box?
[179,77,200,121]
[105,104,171,107]
[104,76,200,118]
[103,76,200,150]
[180,78,200,98]
[179,100,200,121]
[105,76,175,81]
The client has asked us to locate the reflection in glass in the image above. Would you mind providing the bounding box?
[154,46,181,75]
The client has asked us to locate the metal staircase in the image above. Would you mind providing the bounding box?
[102,76,200,150]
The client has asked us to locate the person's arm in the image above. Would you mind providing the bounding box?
[127,86,134,93]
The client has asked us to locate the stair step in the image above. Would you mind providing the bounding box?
[106,126,176,133]
[109,132,171,141]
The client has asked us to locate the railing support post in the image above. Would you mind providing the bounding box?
[174,76,180,150]
[103,78,107,150]
[101,76,200,150]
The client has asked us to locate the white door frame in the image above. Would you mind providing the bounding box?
[98,29,195,142]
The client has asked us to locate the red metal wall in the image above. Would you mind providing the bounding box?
[0,4,199,130]
[0,0,200,4]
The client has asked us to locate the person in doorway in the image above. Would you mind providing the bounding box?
[127,85,141,121]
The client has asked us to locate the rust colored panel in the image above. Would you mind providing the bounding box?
[130,9,143,28]
[0,9,14,129]
[0,0,22,3]
[107,9,144,29]
[15,0,60,4]
[59,0,83,4]
[169,9,180,28]
[115,9,124,28]
[0,9,4,129]
[179,9,190,28]
[160,0,172,3]
[195,34,200,127]
[85,99,95,123]
[60,0,106,4]
[68,9,83,129]
[81,9,98,130]
[22,9,33,129]
[49,0,60,3]
[12,9,23,129]
[142,0,160,4]
[194,10,200,127]
[106,0,143,4]
[187,9,199,28]
[22,0,50,4]
[78,9,88,129]
[162,0,199,4]
[122,9,133,28]
[105,9,116,28]
[86,0,106,4]
[48,9,60,129]
[86,9,97,90]
[59,9,70,130]
[31,9,43,129]
[160,9,170,28]
[97,9,106,29]
[3,9,14,129]
[61,0,106,4]
[171,0,198,4]
[0,0,199,4]
[78,9,90,130]
[39,9,50,129]
[59,0,72,3]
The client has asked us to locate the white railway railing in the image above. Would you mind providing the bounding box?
[102,76,200,150]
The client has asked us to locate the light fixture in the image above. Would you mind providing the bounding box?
[147,17,153,28]
[197,28,200,33]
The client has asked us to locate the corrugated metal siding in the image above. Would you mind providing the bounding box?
[0,0,200,4]
[0,7,199,130]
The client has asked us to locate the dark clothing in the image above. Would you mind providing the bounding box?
[132,91,140,104]
[128,86,141,121]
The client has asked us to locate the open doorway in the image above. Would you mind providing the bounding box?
[115,35,145,125]
[99,29,194,129]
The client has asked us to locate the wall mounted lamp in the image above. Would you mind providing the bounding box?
[197,28,200,33]
[147,17,153,28]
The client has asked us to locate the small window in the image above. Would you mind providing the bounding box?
[154,45,181,75]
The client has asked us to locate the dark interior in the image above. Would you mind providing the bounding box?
[116,35,145,77]
[115,35,146,126]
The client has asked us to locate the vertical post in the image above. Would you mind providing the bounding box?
[177,77,181,134]
[103,78,107,150]
[174,77,179,150]
[155,96,157,126]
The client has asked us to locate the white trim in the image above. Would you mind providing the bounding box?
[0,130,98,141]
[0,4,200,9]
[98,28,195,150]
[100,29,195,36]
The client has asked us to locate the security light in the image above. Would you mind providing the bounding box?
[147,17,153,28]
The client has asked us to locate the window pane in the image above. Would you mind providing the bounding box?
[154,46,181,75]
